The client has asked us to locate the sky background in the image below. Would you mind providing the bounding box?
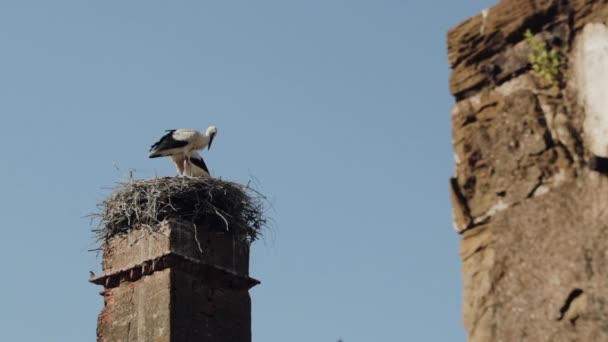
[0,1,496,341]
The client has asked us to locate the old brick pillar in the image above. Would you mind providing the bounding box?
[91,221,259,341]
[90,179,261,342]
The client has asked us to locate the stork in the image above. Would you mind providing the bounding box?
[149,126,217,176]
[171,151,210,177]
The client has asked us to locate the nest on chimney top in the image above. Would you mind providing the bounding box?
[92,177,267,244]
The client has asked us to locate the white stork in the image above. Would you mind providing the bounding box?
[171,151,210,178]
[149,126,217,176]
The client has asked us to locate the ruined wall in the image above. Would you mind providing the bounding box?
[448,1,608,341]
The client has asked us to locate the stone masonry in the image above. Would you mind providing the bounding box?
[449,1,608,341]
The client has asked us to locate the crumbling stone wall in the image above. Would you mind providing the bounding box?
[449,1,608,341]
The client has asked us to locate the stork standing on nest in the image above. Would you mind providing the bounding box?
[171,151,210,177]
[149,126,217,176]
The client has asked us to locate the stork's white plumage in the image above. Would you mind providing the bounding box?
[171,151,210,178]
[149,126,217,176]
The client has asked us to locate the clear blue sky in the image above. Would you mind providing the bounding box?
[0,1,496,341]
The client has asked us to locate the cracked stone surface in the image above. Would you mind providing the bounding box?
[449,1,608,340]
[462,175,608,342]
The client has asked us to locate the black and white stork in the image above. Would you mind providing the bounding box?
[149,126,217,176]
[171,151,210,177]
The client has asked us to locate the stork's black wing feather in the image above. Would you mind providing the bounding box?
[190,155,209,173]
[149,130,188,153]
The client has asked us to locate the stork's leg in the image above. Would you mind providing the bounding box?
[183,158,190,177]
[185,154,193,177]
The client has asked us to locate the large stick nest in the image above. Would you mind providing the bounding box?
[93,177,266,244]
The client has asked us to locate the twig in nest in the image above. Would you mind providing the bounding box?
[214,208,229,231]
[192,222,204,254]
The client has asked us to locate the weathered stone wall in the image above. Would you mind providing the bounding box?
[449,1,608,341]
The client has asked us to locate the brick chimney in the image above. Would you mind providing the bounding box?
[90,178,262,342]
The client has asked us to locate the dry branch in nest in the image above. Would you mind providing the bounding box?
[92,177,267,244]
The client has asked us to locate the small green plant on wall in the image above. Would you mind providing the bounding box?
[525,29,561,85]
